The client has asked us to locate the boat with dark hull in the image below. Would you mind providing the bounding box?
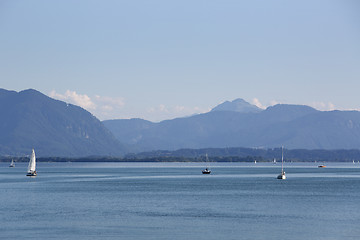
[318,162,326,168]
[202,168,211,174]
[202,154,211,174]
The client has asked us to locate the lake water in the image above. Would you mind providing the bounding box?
[1,162,360,240]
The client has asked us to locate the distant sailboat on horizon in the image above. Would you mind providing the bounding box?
[277,146,286,180]
[202,154,211,174]
[26,149,37,176]
[9,159,15,167]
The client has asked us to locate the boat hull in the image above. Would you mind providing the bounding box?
[26,171,37,176]
[202,170,211,174]
[277,174,286,179]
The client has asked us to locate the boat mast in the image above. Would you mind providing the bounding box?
[281,146,284,173]
[205,153,209,169]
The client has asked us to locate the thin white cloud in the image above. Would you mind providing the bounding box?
[159,104,168,112]
[147,104,168,113]
[145,104,209,122]
[251,98,280,109]
[51,92,347,122]
[175,105,185,112]
[49,90,126,120]
[50,90,96,109]
[252,98,266,109]
[310,102,336,111]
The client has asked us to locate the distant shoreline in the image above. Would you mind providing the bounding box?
[0,157,261,163]
[3,146,360,163]
[2,147,360,163]
[0,156,358,163]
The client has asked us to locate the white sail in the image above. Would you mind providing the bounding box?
[9,159,15,167]
[28,149,36,173]
[281,146,284,173]
[277,146,286,179]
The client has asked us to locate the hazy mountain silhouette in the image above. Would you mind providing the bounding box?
[211,98,262,113]
[104,99,360,152]
[103,118,154,153]
[0,89,125,157]
[3,89,360,156]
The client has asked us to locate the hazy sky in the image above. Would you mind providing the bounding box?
[1,0,359,121]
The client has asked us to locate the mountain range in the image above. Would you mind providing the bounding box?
[104,98,360,152]
[2,88,360,157]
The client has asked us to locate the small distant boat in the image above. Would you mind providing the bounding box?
[26,149,37,176]
[9,159,15,167]
[273,158,277,164]
[254,160,257,164]
[277,146,286,180]
[202,154,211,174]
[318,161,326,168]
[202,168,211,174]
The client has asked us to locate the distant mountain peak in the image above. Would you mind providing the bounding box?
[265,104,318,113]
[211,98,262,113]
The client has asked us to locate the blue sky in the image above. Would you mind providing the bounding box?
[1,0,359,121]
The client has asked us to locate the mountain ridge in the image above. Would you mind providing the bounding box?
[2,89,360,156]
[103,99,360,152]
[0,88,125,157]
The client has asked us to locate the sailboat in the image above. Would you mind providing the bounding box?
[277,146,286,180]
[202,154,211,174]
[26,149,37,176]
[9,159,15,167]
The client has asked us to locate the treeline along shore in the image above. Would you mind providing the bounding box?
[2,147,360,162]
[0,156,259,163]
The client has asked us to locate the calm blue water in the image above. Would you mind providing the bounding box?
[1,162,360,240]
